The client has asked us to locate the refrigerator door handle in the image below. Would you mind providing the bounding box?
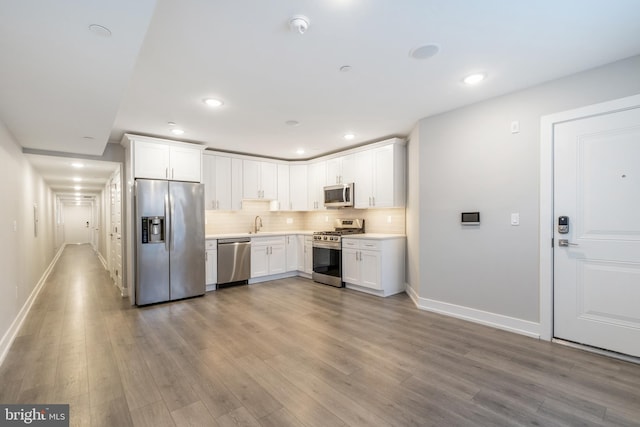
[164,193,170,252]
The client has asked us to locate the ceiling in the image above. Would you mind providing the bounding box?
[2,0,640,191]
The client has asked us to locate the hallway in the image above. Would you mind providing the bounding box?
[1,244,640,426]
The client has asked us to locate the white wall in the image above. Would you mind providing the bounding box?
[407,55,640,330]
[0,119,56,361]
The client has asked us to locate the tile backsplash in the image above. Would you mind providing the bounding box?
[205,200,405,235]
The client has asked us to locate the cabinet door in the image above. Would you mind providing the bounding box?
[274,164,290,210]
[205,249,217,285]
[269,243,286,275]
[260,161,278,200]
[286,236,298,272]
[360,250,381,289]
[170,145,202,182]
[134,141,170,179]
[353,150,373,208]
[296,235,306,271]
[372,144,394,207]
[203,155,216,210]
[214,156,232,210]
[231,158,243,210]
[289,165,308,211]
[325,158,342,185]
[341,247,360,285]
[340,153,356,184]
[251,244,269,278]
[308,161,326,210]
[304,238,313,274]
[243,160,261,198]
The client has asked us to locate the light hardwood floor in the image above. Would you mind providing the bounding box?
[1,244,639,426]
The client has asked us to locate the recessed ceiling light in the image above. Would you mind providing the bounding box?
[463,73,486,85]
[203,98,224,108]
[296,149,305,155]
[171,128,185,135]
[75,193,81,196]
[74,186,81,190]
[71,162,84,168]
[88,24,112,38]
[73,177,82,182]
[285,120,300,127]
[409,44,440,60]
[343,133,355,140]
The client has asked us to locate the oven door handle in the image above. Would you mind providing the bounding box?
[312,242,341,250]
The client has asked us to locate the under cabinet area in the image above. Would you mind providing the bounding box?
[342,236,406,297]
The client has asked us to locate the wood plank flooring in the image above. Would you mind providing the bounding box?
[1,244,639,426]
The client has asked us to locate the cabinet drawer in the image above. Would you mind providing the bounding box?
[359,240,380,250]
[342,239,380,250]
[252,236,286,246]
[206,240,217,249]
[342,240,359,249]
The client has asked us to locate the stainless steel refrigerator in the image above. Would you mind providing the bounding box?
[135,179,205,305]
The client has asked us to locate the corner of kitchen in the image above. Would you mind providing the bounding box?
[121,134,407,306]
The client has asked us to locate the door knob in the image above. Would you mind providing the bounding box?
[558,239,578,247]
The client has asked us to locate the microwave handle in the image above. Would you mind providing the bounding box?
[343,185,347,204]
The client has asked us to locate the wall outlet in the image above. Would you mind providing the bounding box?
[325,216,329,222]
[387,215,392,223]
[286,218,293,224]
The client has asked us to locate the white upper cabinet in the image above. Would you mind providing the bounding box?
[132,138,202,182]
[243,160,277,200]
[308,161,326,210]
[289,164,308,211]
[203,154,233,210]
[326,154,356,185]
[271,164,290,211]
[354,142,406,208]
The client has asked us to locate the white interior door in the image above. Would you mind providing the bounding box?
[110,169,123,290]
[553,106,640,357]
[63,204,92,244]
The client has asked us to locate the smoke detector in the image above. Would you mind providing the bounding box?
[289,15,310,34]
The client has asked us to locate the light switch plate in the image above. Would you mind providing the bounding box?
[511,121,520,134]
[511,213,520,226]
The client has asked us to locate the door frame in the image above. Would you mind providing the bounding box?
[539,93,640,341]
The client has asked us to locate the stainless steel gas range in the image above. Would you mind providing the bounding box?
[312,218,364,287]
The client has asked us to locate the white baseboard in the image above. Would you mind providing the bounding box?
[0,244,66,366]
[97,251,107,270]
[406,285,541,339]
[249,271,298,284]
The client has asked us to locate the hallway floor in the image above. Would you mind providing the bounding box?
[1,244,639,426]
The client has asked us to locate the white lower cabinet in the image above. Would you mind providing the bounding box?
[251,236,286,278]
[285,235,297,272]
[304,236,313,275]
[341,237,405,296]
[205,240,217,289]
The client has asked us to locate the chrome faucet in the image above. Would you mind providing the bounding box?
[254,215,263,234]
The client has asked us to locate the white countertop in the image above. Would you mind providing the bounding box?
[206,230,313,240]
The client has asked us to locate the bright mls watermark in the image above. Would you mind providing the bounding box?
[1,405,69,426]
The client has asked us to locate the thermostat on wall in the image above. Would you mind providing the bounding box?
[461,212,480,225]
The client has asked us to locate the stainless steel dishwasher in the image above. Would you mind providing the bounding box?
[217,238,251,285]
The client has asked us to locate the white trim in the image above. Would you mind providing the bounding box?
[406,286,541,339]
[248,271,298,284]
[97,250,108,270]
[539,94,640,342]
[0,244,66,366]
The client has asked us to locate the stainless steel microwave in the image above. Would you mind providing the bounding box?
[324,183,354,208]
